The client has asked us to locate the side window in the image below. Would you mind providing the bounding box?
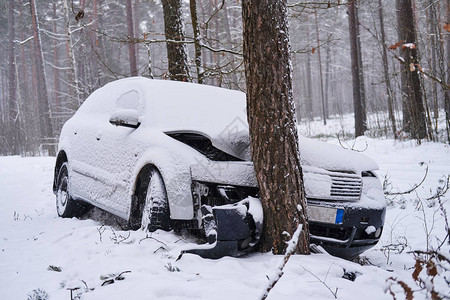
[116,90,140,110]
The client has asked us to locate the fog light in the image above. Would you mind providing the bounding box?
[374,227,382,238]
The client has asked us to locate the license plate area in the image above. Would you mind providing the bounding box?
[308,205,344,224]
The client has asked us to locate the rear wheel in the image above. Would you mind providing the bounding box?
[141,168,172,232]
[56,162,89,218]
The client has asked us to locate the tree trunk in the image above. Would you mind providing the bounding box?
[348,0,365,137]
[242,0,309,255]
[190,0,203,84]
[222,1,239,88]
[427,0,439,130]
[446,0,450,143]
[53,2,60,115]
[355,2,367,131]
[133,0,140,69]
[91,0,100,88]
[63,0,81,110]
[378,0,397,139]
[8,0,20,155]
[324,43,330,118]
[30,0,54,155]
[396,0,427,140]
[305,39,313,121]
[126,0,138,76]
[314,13,327,125]
[161,0,190,82]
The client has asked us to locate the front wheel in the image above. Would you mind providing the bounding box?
[141,168,172,232]
[56,162,89,218]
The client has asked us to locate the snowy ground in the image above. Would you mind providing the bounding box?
[1,118,449,299]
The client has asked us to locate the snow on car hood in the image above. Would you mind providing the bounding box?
[208,129,378,173]
[297,135,378,173]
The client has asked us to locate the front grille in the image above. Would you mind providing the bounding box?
[329,171,362,201]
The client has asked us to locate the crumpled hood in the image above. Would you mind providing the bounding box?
[297,136,378,173]
[210,131,378,174]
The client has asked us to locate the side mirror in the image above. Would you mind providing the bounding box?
[109,109,141,129]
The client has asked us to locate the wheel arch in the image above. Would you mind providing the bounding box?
[128,156,195,226]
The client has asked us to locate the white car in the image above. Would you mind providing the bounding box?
[53,77,386,259]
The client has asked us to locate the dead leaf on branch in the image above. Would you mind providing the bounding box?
[389,41,404,50]
[443,23,450,32]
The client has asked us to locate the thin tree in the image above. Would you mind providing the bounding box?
[314,12,327,125]
[126,0,138,76]
[348,0,366,137]
[242,0,309,255]
[305,26,313,121]
[396,0,427,140]
[63,0,81,109]
[161,0,190,81]
[30,0,54,155]
[447,0,450,143]
[190,0,203,84]
[354,2,367,131]
[8,0,20,154]
[133,0,140,69]
[377,0,397,139]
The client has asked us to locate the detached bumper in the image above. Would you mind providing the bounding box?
[184,197,263,259]
[308,200,386,259]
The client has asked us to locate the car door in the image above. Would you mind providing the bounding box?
[70,82,144,219]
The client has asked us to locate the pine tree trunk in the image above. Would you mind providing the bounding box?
[8,0,20,155]
[222,1,239,88]
[190,0,203,84]
[161,0,190,82]
[348,0,365,137]
[378,0,397,139]
[242,0,309,255]
[53,2,60,116]
[354,2,367,131]
[63,0,81,110]
[126,0,138,76]
[325,44,331,118]
[444,0,450,143]
[30,0,54,155]
[396,0,427,140]
[314,13,327,125]
[427,0,439,130]
[91,0,100,87]
[133,0,140,68]
[306,43,313,121]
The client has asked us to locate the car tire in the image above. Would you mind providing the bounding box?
[141,168,172,232]
[56,162,90,218]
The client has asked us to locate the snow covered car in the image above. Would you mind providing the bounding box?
[53,77,386,259]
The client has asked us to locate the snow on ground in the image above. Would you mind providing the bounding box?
[1,116,449,300]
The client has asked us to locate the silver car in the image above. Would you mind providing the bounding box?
[53,77,386,259]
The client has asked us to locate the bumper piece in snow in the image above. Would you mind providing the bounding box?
[182,198,263,259]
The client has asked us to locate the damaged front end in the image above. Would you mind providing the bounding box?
[184,195,263,258]
[178,155,263,259]
[182,181,263,259]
